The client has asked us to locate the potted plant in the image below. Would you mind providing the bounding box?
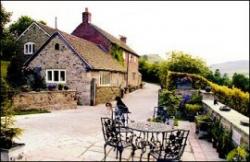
[58,84,64,90]
[184,104,202,121]
[0,79,25,161]
[64,85,69,90]
[226,146,249,162]
[47,83,57,91]
[211,119,221,149]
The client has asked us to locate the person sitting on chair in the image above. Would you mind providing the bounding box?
[115,96,130,125]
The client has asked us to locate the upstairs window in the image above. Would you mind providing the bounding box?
[100,72,111,86]
[55,43,60,50]
[46,69,66,84]
[24,42,35,55]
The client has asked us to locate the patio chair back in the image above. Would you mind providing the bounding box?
[101,117,120,146]
[148,129,189,161]
[162,129,189,160]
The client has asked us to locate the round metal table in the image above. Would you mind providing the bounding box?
[128,121,172,132]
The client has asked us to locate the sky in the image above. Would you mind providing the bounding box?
[2,1,249,65]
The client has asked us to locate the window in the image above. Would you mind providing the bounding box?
[46,69,66,83]
[100,72,111,86]
[55,43,60,50]
[24,42,35,55]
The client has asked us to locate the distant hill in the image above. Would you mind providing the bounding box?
[141,54,164,63]
[210,60,249,78]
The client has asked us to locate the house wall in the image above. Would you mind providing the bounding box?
[17,23,50,62]
[124,51,141,87]
[91,71,126,105]
[72,23,111,52]
[28,35,92,105]
[72,23,141,88]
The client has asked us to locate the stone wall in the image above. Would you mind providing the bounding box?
[13,90,77,111]
[95,86,121,105]
[17,23,50,62]
[28,35,92,105]
[203,101,249,147]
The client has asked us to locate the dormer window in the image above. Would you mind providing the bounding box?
[55,43,60,50]
[24,42,35,55]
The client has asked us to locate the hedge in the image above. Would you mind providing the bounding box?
[166,71,249,117]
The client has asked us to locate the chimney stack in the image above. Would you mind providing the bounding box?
[82,7,91,23]
[55,16,58,29]
[119,35,127,43]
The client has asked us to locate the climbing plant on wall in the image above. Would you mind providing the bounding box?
[111,44,124,65]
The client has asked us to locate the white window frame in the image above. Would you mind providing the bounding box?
[99,71,111,86]
[46,69,66,84]
[24,42,35,55]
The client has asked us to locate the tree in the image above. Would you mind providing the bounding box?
[1,29,17,60]
[0,4,12,29]
[9,16,47,37]
[214,69,222,85]
[221,73,231,87]
[0,5,15,61]
[232,73,249,92]
[9,16,34,37]
[166,51,210,77]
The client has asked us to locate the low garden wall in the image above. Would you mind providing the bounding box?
[95,86,121,105]
[13,90,77,111]
[203,99,249,147]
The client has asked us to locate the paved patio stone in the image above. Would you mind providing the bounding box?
[13,83,224,161]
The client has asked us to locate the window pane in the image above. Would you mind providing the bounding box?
[47,71,52,81]
[60,71,65,81]
[25,44,28,53]
[54,71,59,81]
[29,44,31,53]
[101,72,110,85]
[33,44,35,53]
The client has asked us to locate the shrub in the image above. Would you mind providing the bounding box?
[185,104,202,113]
[166,71,249,117]
[158,89,180,116]
[226,146,249,162]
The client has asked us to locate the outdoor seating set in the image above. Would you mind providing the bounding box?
[101,105,189,162]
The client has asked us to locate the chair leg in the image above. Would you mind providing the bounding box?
[118,148,123,162]
[104,144,107,161]
[116,148,118,159]
[147,153,150,162]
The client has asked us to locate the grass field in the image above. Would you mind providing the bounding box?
[1,60,10,79]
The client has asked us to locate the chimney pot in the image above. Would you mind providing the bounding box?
[82,7,91,23]
[119,35,127,43]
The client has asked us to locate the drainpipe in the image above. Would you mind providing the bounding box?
[126,52,129,89]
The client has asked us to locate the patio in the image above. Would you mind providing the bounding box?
[14,83,224,161]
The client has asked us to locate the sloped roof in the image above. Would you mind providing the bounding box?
[59,31,126,72]
[36,22,57,35]
[90,24,139,56]
[25,30,126,73]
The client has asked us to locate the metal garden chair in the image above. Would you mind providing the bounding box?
[148,129,189,162]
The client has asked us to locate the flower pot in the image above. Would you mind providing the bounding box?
[0,143,25,161]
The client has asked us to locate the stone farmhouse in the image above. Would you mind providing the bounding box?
[17,9,141,105]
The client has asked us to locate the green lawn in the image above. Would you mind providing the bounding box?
[1,60,10,79]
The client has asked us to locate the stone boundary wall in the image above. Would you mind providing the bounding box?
[95,86,121,105]
[13,90,77,111]
[203,102,249,147]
